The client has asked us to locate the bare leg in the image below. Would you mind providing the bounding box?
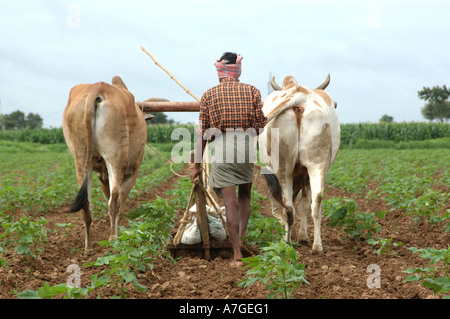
[222,185,242,266]
[237,183,252,237]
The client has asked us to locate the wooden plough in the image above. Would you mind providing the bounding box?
[137,99,233,260]
[138,47,232,260]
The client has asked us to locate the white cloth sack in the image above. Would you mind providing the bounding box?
[180,204,227,245]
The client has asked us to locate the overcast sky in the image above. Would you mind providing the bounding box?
[0,0,449,128]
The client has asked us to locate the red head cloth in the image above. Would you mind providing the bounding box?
[214,54,243,79]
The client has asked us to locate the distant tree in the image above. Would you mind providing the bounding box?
[418,85,450,123]
[150,112,175,124]
[379,114,394,123]
[3,110,44,130]
[4,110,25,130]
[25,113,43,129]
[143,98,175,125]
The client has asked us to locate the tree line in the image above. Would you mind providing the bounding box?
[1,84,449,130]
[0,110,43,130]
[364,85,450,124]
[0,109,175,131]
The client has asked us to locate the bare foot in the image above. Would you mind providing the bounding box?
[230,260,244,268]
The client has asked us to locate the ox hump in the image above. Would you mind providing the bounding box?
[313,89,333,108]
[263,85,309,118]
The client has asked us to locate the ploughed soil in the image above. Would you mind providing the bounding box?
[0,165,448,300]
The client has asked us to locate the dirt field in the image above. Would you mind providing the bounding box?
[0,165,448,300]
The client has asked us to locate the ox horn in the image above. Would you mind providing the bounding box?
[315,74,330,90]
[270,76,282,91]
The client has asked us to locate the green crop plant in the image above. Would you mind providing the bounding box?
[403,246,450,298]
[323,197,384,240]
[367,237,404,255]
[165,177,193,210]
[0,213,49,260]
[17,274,110,299]
[339,122,450,147]
[238,241,309,299]
[245,212,286,248]
[85,197,176,298]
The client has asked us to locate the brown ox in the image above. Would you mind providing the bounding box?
[62,76,147,254]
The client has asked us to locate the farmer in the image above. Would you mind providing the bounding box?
[190,52,267,267]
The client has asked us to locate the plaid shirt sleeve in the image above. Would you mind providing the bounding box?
[251,86,267,133]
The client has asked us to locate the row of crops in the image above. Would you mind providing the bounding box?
[0,124,196,145]
[0,121,449,299]
[1,138,449,298]
[0,122,449,147]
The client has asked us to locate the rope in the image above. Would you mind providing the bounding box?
[145,142,190,178]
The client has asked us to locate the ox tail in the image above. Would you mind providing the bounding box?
[83,88,103,173]
[255,165,288,210]
[68,88,103,213]
[68,175,89,213]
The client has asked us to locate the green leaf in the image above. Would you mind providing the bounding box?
[134,282,148,292]
[403,274,421,282]
[119,269,137,283]
[375,210,387,219]
[422,278,446,294]
[96,240,112,247]
[17,290,41,299]
[15,245,30,256]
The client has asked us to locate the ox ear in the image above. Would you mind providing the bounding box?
[282,76,299,90]
[111,76,129,90]
[315,74,330,90]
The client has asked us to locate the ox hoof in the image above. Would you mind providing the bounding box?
[298,237,309,244]
[311,246,323,255]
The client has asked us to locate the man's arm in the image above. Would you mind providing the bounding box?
[191,93,209,182]
[252,87,267,134]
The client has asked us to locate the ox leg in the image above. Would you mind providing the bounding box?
[308,167,326,254]
[106,165,122,241]
[108,171,138,241]
[270,199,285,233]
[297,179,311,243]
[83,170,94,254]
[98,174,110,200]
[272,174,294,242]
[108,189,120,241]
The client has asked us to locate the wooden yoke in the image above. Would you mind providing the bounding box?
[136,101,200,113]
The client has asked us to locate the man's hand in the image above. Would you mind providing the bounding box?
[190,164,201,182]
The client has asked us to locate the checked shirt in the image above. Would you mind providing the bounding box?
[198,77,267,192]
[199,77,267,140]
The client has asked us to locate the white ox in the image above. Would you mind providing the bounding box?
[62,76,147,254]
[259,75,340,254]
